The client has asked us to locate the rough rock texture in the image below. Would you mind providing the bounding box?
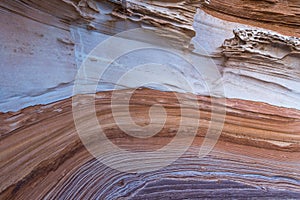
[109,0,198,37]
[221,28,300,109]
[1,0,300,199]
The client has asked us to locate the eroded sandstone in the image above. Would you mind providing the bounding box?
[0,0,300,199]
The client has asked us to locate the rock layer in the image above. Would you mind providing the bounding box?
[1,89,300,199]
[200,0,300,37]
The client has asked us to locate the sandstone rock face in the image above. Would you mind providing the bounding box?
[0,0,300,199]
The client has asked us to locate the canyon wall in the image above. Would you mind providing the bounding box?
[1,0,300,199]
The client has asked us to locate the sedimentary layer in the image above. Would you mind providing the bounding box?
[1,89,300,199]
[200,0,300,37]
